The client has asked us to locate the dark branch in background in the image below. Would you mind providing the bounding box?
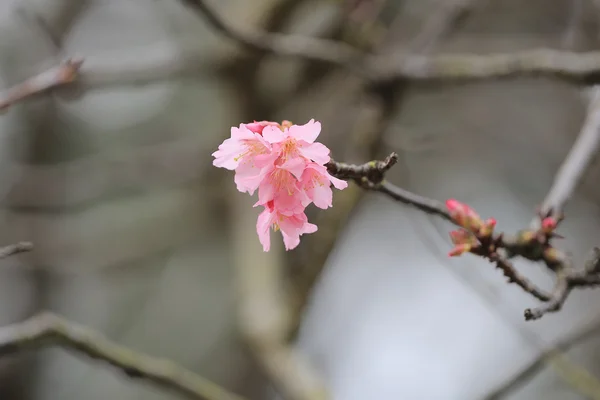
[0,241,242,400]
[0,242,33,258]
[365,48,600,83]
[0,59,83,111]
[398,0,474,54]
[179,0,362,69]
[327,153,600,321]
[178,0,600,84]
[532,86,600,227]
[0,312,247,400]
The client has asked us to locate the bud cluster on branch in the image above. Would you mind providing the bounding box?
[213,121,600,321]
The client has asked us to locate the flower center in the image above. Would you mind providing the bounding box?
[234,140,267,162]
[271,168,295,195]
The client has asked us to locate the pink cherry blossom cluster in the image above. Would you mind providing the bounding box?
[212,119,348,251]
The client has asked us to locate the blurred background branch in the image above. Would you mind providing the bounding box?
[1,0,600,400]
[0,312,247,400]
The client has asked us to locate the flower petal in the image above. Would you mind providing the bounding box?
[212,137,243,170]
[257,207,273,252]
[299,142,330,164]
[288,119,321,143]
[279,157,306,180]
[311,183,333,209]
[329,174,348,190]
[262,126,286,143]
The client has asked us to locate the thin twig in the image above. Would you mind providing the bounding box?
[366,49,600,82]
[0,312,246,400]
[326,154,452,220]
[378,181,453,222]
[533,86,600,227]
[0,59,83,111]
[0,242,33,259]
[524,274,571,320]
[488,254,552,302]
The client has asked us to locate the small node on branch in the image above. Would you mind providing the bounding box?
[325,152,398,185]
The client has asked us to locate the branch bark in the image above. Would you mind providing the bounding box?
[0,242,33,259]
[327,153,600,321]
[0,59,82,111]
[0,312,247,400]
[176,0,600,85]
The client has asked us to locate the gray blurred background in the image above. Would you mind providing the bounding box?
[0,0,600,399]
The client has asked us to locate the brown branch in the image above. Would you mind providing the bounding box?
[177,0,600,84]
[0,312,246,400]
[366,49,600,82]
[0,59,83,111]
[326,153,452,222]
[179,0,362,69]
[326,152,398,182]
[487,254,552,303]
[524,274,571,320]
[4,2,600,89]
[327,153,600,321]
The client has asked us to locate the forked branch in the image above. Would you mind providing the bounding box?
[327,153,600,321]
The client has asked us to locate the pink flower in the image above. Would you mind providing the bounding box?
[256,158,310,215]
[300,162,348,209]
[257,200,318,251]
[212,124,274,195]
[213,118,348,252]
[262,119,331,165]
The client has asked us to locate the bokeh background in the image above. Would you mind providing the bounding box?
[1,0,600,399]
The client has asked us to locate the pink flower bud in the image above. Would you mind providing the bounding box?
[445,199,483,231]
[541,217,557,233]
[449,229,477,245]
